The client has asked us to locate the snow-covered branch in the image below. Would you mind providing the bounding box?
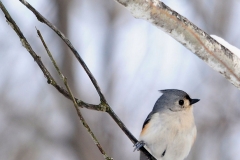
[115,0,240,89]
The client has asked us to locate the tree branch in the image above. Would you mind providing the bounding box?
[115,0,240,89]
[37,28,113,159]
[0,1,102,112]
[1,1,155,159]
[19,0,107,103]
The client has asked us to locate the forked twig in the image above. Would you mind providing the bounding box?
[36,29,113,160]
[19,0,106,103]
[0,1,102,111]
[18,0,155,159]
[0,1,156,159]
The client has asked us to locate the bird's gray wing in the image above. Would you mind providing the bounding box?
[142,112,153,129]
[140,112,153,160]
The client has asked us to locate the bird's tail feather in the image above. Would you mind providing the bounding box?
[140,152,149,160]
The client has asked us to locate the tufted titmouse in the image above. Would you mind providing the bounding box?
[134,89,199,160]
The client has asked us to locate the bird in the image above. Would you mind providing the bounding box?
[134,89,200,160]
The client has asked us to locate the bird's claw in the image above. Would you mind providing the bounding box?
[133,141,145,152]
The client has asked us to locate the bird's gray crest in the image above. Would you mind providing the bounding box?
[159,89,188,98]
[159,89,200,106]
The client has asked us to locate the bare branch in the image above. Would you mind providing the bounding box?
[64,79,113,160]
[0,1,100,111]
[19,0,107,103]
[37,29,113,159]
[115,0,240,89]
[1,1,156,159]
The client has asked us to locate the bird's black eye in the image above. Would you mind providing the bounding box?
[179,100,184,105]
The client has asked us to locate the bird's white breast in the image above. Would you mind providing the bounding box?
[140,108,196,160]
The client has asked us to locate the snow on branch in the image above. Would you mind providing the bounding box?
[115,0,240,89]
[211,35,240,59]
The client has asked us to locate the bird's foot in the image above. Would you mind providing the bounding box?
[133,140,145,152]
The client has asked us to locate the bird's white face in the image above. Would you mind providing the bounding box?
[168,95,194,112]
[177,97,191,108]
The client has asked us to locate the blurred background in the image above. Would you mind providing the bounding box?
[1,0,240,159]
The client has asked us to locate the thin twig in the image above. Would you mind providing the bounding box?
[1,1,156,159]
[65,79,113,160]
[0,1,101,111]
[36,29,113,160]
[19,0,107,103]
[18,1,156,159]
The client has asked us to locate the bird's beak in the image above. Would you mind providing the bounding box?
[190,99,200,105]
